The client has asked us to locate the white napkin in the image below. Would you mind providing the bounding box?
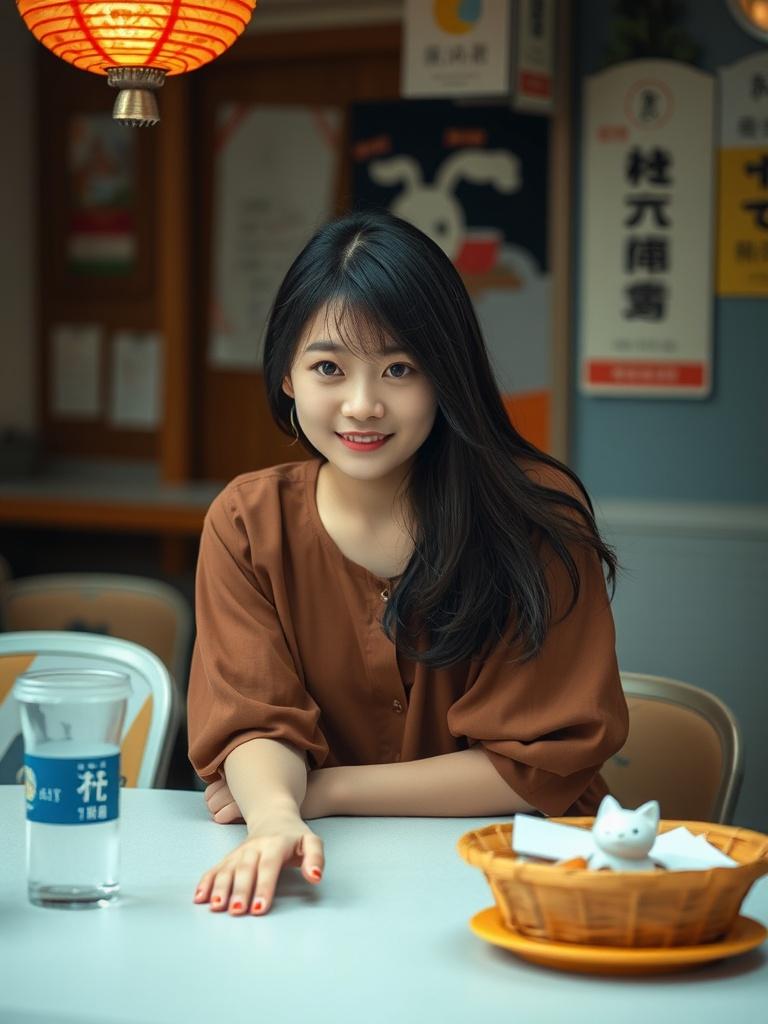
[511,814,739,869]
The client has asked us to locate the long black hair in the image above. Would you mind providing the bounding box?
[263,209,617,668]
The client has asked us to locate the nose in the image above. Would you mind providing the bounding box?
[340,379,385,421]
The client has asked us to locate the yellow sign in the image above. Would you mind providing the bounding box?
[717,53,768,297]
[717,148,768,296]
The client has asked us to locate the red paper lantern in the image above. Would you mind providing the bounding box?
[16,1,258,125]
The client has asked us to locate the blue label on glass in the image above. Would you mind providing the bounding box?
[23,753,120,825]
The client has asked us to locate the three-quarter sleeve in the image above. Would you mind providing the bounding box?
[446,527,629,817]
[187,487,330,785]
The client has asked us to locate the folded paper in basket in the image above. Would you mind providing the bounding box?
[513,800,738,871]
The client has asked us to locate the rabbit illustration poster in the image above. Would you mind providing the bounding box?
[349,100,552,451]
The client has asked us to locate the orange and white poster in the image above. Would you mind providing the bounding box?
[580,60,715,398]
[717,52,768,297]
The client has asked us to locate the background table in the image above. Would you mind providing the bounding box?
[0,786,766,1024]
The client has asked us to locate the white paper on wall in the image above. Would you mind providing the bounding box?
[109,330,162,429]
[50,324,102,419]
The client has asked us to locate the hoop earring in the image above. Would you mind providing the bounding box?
[288,401,300,446]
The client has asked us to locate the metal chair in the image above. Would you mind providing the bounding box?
[0,573,193,691]
[602,672,744,824]
[0,630,180,787]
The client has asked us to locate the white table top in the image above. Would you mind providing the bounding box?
[1,786,766,1024]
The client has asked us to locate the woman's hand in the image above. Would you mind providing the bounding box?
[205,769,334,824]
[193,811,324,916]
[205,776,245,824]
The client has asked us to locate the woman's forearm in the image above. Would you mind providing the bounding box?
[320,746,534,817]
[223,737,308,832]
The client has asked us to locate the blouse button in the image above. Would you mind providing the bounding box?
[380,587,390,602]
[392,699,404,714]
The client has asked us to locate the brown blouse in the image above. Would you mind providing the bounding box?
[187,457,629,816]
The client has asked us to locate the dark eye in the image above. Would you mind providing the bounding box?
[314,361,340,377]
[632,828,639,834]
[386,363,412,379]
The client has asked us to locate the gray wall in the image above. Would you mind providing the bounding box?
[574,0,768,830]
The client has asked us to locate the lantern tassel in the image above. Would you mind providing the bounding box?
[107,67,166,128]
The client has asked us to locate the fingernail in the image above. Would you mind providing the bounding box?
[310,868,322,880]
[194,888,204,901]
[230,901,244,912]
[251,899,264,913]
[212,895,222,905]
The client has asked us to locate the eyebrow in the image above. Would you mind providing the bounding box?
[303,340,409,356]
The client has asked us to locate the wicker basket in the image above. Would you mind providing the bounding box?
[457,817,768,948]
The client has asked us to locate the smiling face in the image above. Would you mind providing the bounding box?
[281,303,438,484]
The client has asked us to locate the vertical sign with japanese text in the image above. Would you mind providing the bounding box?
[511,0,555,115]
[580,61,715,397]
[717,52,768,297]
[402,0,511,98]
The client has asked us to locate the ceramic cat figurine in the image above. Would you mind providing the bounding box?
[589,795,661,872]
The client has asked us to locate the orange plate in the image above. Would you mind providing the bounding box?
[469,907,767,976]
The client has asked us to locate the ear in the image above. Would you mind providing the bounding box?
[636,800,660,826]
[281,375,294,399]
[596,794,621,819]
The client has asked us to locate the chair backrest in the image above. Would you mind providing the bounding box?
[602,672,744,824]
[0,573,193,689]
[0,630,180,788]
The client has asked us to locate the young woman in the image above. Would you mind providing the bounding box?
[187,210,628,918]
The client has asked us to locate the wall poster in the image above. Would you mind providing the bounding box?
[66,114,138,277]
[717,52,768,297]
[580,60,715,398]
[209,104,342,370]
[401,0,512,99]
[350,100,552,451]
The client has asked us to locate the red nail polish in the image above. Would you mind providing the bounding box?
[310,868,322,880]
[231,901,243,911]
[252,899,264,912]
[212,895,222,905]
